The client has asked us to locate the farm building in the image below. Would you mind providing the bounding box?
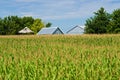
[18,27,34,34]
[37,27,64,35]
[66,25,84,34]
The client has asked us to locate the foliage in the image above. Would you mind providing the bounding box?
[21,16,34,28]
[0,16,52,35]
[31,19,45,33]
[46,22,52,28]
[108,9,120,33]
[1,16,21,35]
[0,35,120,79]
[85,7,120,34]
[85,7,110,34]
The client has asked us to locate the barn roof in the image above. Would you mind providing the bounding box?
[18,27,34,34]
[37,27,64,35]
[66,25,84,34]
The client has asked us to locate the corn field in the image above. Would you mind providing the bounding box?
[0,34,120,80]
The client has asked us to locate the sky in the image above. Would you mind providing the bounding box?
[0,0,120,32]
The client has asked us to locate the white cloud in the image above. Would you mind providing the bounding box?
[1,0,120,20]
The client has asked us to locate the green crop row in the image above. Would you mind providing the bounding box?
[0,35,120,80]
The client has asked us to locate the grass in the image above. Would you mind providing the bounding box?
[0,34,120,80]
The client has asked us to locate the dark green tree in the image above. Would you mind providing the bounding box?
[108,9,120,33]
[21,16,34,28]
[2,16,21,35]
[85,7,110,34]
[46,22,52,28]
[0,18,4,34]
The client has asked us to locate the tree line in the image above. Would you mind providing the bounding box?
[0,16,51,35]
[85,7,120,34]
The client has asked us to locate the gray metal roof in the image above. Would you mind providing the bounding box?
[66,25,84,34]
[37,27,64,35]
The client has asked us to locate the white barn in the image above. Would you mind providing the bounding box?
[37,27,64,35]
[66,25,84,34]
[18,27,34,34]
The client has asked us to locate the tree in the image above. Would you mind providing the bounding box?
[46,22,52,27]
[1,16,21,35]
[31,19,45,33]
[85,7,110,34]
[0,18,4,34]
[108,9,120,33]
[84,17,95,33]
[0,16,51,35]
[21,16,34,28]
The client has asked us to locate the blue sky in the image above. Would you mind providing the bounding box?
[0,0,120,32]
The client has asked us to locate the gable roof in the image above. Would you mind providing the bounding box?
[18,27,34,34]
[37,27,64,35]
[66,25,84,34]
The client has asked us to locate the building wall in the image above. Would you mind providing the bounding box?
[53,29,63,34]
[67,27,84,34]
